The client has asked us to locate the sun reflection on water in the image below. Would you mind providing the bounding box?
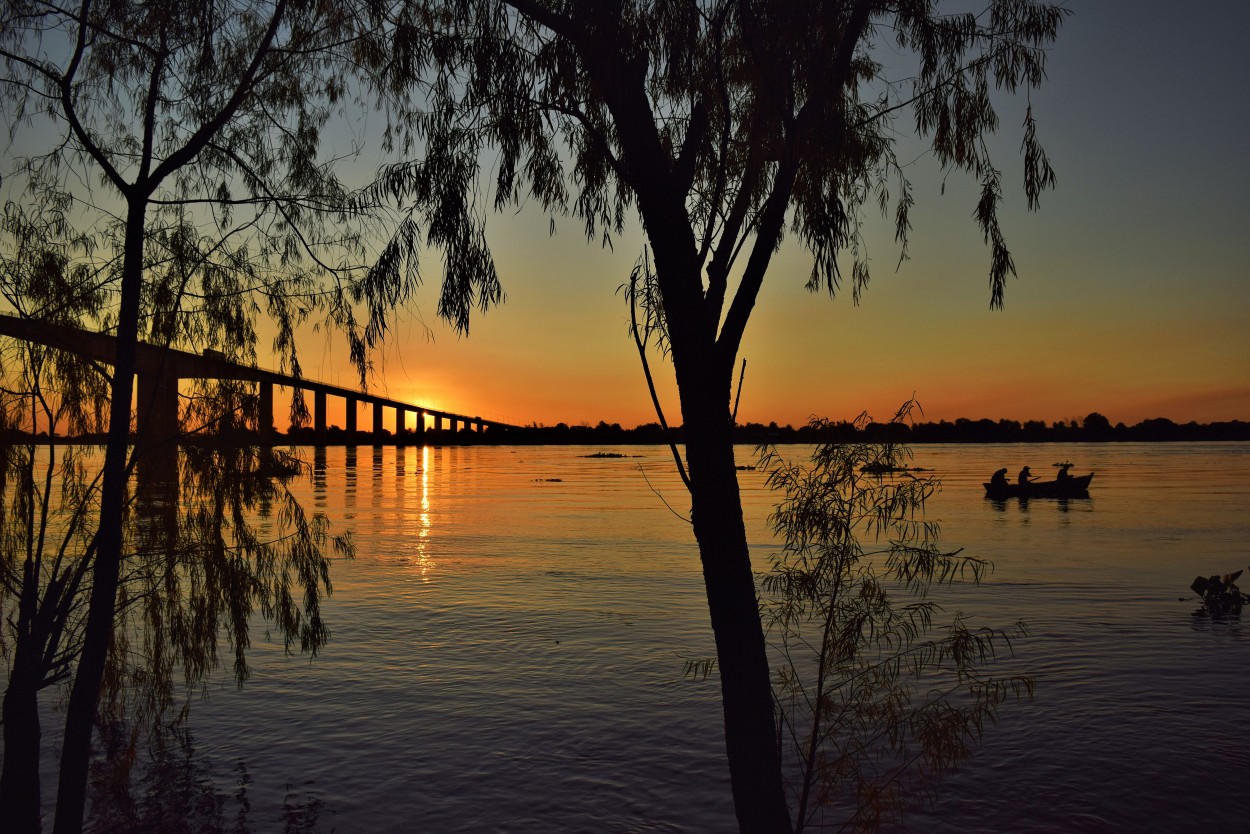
[413,444,433,580]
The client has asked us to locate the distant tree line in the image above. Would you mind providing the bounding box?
[514,412,1250,444]
[747,412,1250,444]
[445,411,1250,445]
[5,411,1249,447]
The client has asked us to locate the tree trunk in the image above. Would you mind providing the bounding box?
[52,200,147,834]
[1,644,45,833]
[682,370,793,834]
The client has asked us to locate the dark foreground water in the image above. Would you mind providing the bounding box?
[34,443,1250,831]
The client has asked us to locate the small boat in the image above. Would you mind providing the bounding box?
[983,472,1094,499]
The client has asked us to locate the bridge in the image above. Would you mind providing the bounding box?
[0,313,515,445]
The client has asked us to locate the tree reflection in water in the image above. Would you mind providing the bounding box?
[1,436,351,827]
[88,723,329,833]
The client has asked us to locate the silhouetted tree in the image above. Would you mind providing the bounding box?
[1083,411,1112,438]
[998,418,1023,438]
[0,1,411,829]
[0,224,109,833]
[1135,417,1180,442]
[367,2,1066,829]
[760,407,1031,832]
[0,323,348,831]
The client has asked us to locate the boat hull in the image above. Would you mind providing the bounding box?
[983,473,1094,499]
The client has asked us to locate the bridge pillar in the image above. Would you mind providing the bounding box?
[136,371,180,448]
[415,409,425,439]
[258,382,274,444]
[134,371,180,496]
[397,406,410,438]
[314,390,327,443]
[372,402,384,444]
[475,418,484,432]
[345,396,357,437]
[434,414,444,432]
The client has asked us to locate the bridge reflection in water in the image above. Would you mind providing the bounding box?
[0,313,515,447]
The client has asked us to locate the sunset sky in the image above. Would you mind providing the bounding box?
[294,0,1245,431]
[6,2,1247,431]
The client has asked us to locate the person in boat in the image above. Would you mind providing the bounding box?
[1017,466,1035,485]
[990,468,1009,488]
[1056,464,1072,482]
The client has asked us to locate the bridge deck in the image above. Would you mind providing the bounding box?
[0,313,514,437]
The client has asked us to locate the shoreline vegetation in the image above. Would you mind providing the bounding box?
[7,413,1249,447]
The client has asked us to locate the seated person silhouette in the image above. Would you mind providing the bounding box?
[1018,466,1034,485]
[990,468,1009,488]
[1056,464,1072,482]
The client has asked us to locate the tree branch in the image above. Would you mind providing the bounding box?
[145,0,289,193]
[628,251,690,491]
[57,0,129,197]
[715,158,797,365]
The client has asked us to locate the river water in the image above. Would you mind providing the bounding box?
[75,443,1250,831]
